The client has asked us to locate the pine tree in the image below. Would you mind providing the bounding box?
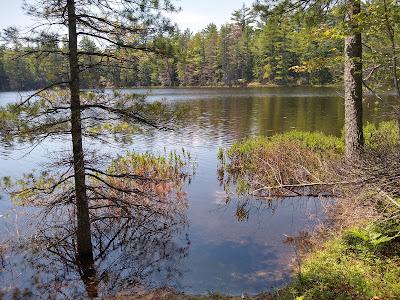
[0,0,181,275]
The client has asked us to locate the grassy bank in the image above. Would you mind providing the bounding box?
[278,226,400,299]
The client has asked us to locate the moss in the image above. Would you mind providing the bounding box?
[279,227,400,300]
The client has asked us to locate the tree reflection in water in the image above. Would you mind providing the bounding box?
[0,152,192,299]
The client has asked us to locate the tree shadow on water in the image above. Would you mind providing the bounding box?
[0,151,193,299]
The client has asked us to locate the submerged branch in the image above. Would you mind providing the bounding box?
[250,179,363,196]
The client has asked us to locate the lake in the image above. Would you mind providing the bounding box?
[0,87,393,298]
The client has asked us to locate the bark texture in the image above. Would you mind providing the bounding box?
[67,0,94,261]
[344,0,364,161]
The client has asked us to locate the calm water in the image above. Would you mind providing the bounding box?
[0,87,393,298]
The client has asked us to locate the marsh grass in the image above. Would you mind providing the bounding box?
[218,131,344,198]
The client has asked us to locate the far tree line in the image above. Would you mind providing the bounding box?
[0,0,399,92]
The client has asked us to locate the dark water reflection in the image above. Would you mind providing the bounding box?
[1,200,189,299]
[0,87,395,297]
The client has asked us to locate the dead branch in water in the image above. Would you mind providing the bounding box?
[250,179,364,197]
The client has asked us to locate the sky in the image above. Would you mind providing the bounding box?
[0,0,254,32]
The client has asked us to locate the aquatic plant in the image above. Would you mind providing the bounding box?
[218,131,344,199]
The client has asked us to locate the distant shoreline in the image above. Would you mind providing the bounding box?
[0,83,341,93]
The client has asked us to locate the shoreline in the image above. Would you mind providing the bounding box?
[107,289,278,299]
[0,84,341,94]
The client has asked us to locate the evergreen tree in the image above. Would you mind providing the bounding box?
[0,0,181,278]
[231,3,256,31]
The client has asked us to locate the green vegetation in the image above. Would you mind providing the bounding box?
[226,131,345,157]
[279,226,400,300]
[1,0,399,91]
[363,121,400,149]
[219,122,400,198]
[224,121,399,173]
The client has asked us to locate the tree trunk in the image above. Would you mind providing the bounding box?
[344,0,364,161]
[67,0,94,262]
[393,51,400,96]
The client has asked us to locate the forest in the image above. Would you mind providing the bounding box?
[0,0,399,92]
